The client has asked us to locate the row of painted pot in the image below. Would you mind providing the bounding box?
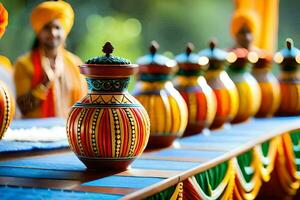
[0,39,299,171]
[66,39,300,170]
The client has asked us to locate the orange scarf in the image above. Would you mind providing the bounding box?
[31,49,55,117]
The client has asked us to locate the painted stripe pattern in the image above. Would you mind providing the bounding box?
[0,81,14,139]
[231,73,261,123]
[177,77,217,136]
[134,81,188,137]
[252,71,281,117]
[256,82,280,117]
[67,93,150,159]
[277,82,300,116]
[205,70,239,129]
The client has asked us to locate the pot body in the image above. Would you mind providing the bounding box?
[205,70,239,129]
[252,68,280,117]
[228,70,261,124]
[276,71,300,116]
[174,75,216,136]
[0,81,14,140]
[133,80,188,148]
[67,77,150,171]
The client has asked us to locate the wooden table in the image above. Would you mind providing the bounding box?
[0,117,299,199]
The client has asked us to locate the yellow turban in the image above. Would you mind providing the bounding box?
[231,9,260,38]
[30,1,74,35]
[0,3,8,39]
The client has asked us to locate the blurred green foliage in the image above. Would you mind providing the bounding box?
[0,0,299,70]
[0,0,234,63]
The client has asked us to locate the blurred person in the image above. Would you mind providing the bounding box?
[14,1,86,118]
[230,8,259,51]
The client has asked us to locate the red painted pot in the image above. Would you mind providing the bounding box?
[66,42,150,171]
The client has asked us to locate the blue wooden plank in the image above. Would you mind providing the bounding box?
[131,159,201,170]
[0,153,85,171]
[0,167,81,180]
[180,134,248,143]
[82,176,164,189]
[178,140,239,146]
[0,151,203,172]
[0,186,121,200]
[145,149,223,158]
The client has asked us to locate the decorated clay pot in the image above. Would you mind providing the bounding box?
[173,43,216,136]
[274,38,300,116]
[227,48,261,124]
[199,41,238,129]
[251,50,280,118]
[132,41,188,148]
[67,42,150,171]
[0,80,14,140]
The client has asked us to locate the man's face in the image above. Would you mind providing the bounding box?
[235,25,253,49]
[37,19,65,49]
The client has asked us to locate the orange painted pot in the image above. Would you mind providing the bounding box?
[199,41,239,129]
[0,80,14,139]
[276,72,300,116]
[205,70,239,128]
[173,43,216,136]
[252,51,280,118]
[67,43,150,171]
[252,69,280,118]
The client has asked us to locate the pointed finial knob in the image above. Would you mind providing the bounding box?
[150,40,159,55]
[186,42,194,56]
[209,39,217,50]
[102,42,114,57]
[286,38,293,50]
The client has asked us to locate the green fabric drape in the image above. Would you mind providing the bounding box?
[261,141,270,157]
[237,150,254,183]
[290,130,300,172]
[261,141,270,168]
[193,161,229,197]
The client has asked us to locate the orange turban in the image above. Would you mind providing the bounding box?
[0,3,8,39]
[30,1,74,35]
[230,9,260,38]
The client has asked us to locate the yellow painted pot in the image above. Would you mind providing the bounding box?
[227,48,261,124]
[133,41,188,148]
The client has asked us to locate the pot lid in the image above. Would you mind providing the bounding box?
[175,43,209,72]
[80,42,137,78]
[85,42,131,64]
[175,43,200,64]
[198,40,228,61]
[137,41,176,74]
[274,38,300,64]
